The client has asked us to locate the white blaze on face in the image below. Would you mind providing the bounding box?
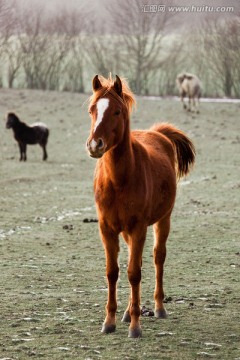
[94,98,109,133]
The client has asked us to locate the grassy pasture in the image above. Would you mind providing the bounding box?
[0,88,239,359]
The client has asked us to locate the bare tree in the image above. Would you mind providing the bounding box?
[4,38,23,88]
[49,6,89,92]
[84,26,122,78]
[202,17,240,97]
[32,38,69,90]
[62,37,85,92]
[157,41,187,96]
[0,0,13,38]
[103,0,177,94]
[15,4,70,90]
[0,0,19,87]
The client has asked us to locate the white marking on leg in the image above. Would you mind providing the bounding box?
[94,98,109,133]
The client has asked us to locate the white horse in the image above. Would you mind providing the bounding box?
[176,73,201,113]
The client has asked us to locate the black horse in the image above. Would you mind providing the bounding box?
[6,112,49,161]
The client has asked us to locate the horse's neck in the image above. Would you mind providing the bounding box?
[103,121,134,188]
[12,121,21,132]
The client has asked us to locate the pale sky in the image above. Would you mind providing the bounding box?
[15,0,240,10]
[12,0,240,32]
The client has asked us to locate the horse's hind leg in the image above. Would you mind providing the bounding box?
[192,98,200,113]
[43,146,48,161]
[122,296,131,323]
[196,97,200,114]
[181,95,187,110]
[40,144,48,161]
[153,216,171,319]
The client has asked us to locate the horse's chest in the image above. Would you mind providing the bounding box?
[96,184,128,209]
[95,183,136,225]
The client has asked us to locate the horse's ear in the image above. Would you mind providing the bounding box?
[92,75,102,92]
[113,75,123,98]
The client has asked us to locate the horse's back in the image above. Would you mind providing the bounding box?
[31,123,49,144]
[182,76,201,97]
[30,122,48,129]
[31,122,49,135]
[132,129,175,164]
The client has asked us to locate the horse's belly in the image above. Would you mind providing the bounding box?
[95,175,176,232]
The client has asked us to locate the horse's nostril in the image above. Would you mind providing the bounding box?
[97,138,104,150]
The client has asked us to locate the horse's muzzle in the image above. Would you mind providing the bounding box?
[87,137,105,158]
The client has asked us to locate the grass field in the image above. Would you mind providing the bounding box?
[0,88,239,360]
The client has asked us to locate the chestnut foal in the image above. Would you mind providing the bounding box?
[86,75,195,338]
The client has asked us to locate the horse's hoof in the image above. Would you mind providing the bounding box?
[155,309,167,319]
[101,323,116,334]
[122,311,131,323]
[128,327,142,338]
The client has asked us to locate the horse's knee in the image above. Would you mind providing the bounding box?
[106,267,119,283]
[154,247,166,265]
[128,267,141,286]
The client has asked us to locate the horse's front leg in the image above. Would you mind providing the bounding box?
[127,226,147,338]
[153,216,170,319]
[18,142,26,161]
[100,223,120,334]
[121,232,131,323]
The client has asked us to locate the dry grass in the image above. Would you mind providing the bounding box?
[0,89,239,359]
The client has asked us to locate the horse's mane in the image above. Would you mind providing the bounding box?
[89,75,136,115]
[8,112,20,121]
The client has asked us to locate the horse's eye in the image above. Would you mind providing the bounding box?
[114,110,121,116]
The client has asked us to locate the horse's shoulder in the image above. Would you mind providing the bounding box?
[94,161,112,191]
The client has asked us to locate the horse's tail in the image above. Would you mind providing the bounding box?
[151,123,196,179]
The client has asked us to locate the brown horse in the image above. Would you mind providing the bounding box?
[86,75,195,338]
